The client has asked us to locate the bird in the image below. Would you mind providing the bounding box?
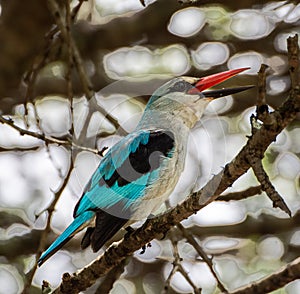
[38,67,251,266]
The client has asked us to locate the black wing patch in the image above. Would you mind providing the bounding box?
[100,130,175,188]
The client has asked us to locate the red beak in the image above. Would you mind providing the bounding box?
[189,67,250,94]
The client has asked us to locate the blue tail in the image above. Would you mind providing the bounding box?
[38,210,95,266]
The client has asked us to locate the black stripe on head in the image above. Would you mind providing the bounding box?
[100,130,175,187]
[168,80,193,93]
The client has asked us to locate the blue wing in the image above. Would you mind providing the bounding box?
[74,129,175,217]
[75,129,175,251]
[38,129,174,266]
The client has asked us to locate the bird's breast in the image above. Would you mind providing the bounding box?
[131,138,186,220]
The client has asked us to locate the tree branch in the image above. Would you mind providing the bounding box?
[250,158,291,216]
[229,257,300,294]
[94,257,128,294]
[217,185,262,202]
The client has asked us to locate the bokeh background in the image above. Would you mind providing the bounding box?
[0,0,300,293]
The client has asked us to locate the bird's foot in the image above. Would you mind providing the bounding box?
[140,242,152,254]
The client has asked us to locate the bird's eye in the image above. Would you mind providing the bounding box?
[172,81,187,92]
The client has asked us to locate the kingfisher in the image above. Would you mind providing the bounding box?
[38,68,251,266]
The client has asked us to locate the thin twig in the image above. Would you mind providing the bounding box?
[162,257,178,294]
[65,1,75,138]
[23,24,61,118]
[250,159,291,216]
[0,115,103,155]
[0,115,66,144]
[23,155,74,293]
[0,146,41,152]
[177,223,228,293]
[46,0,127,139]
[166,230,201,294]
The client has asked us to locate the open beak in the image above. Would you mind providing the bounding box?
[188,67,253,98]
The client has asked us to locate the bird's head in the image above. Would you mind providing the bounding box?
[143,68,252,128]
